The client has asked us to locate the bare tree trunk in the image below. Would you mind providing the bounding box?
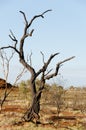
[23,89,42,123]
[22,74,44,123]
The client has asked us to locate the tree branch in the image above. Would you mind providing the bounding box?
[27,9,52,28]
[36,53,59,77]
[14,67,27,85]
[29,51,32,66]
[0,46,20,55]
[19,10,52,60]
[40,51,45,64]
[9,30,18,48]
[20,11,28,25]
[45,56,75,80]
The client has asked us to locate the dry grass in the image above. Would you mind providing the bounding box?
[0,88,86,130]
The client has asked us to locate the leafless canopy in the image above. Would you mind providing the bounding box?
[0,10,75,93]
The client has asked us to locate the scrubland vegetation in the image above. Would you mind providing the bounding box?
[0,79,86,130]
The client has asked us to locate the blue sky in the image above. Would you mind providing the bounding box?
[0,0,86,87]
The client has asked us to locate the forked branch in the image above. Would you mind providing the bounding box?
[19,10,52,60]
[45,56,75,80]
[36,53,59,77]
[0,46,20,55]
[9,30,18,48]
[38,55,75,92]
[20,9,52,29]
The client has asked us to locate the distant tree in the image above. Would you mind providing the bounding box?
[0,50,14,111]
[56,86,65,116]
[51,84,65,117]
[0,10,75,123]
[0,50,27,111]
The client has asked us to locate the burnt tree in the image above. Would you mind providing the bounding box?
[0,10,75,123]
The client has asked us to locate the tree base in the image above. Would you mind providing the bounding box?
[22,94,41,123]
[22,107,40,123]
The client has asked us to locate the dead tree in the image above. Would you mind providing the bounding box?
[0,50,15,111]
[0,10,75,123]
[0,50,27,111]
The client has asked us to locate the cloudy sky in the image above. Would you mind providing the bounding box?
[0,0,86,87]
